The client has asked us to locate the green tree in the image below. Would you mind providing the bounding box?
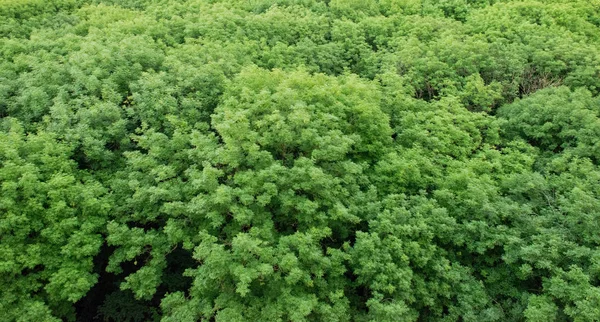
[0,119,109,321]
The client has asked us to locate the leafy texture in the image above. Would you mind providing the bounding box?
[1,0,600,321]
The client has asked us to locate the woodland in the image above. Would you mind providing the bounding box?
[1,0,600,321]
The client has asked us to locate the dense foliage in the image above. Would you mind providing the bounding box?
[1,0,600,321]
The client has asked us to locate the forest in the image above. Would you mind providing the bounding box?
[1,0,600,321]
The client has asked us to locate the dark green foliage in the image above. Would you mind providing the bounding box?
[2,0,600,321]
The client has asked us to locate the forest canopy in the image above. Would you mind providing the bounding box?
[1,0,600,321]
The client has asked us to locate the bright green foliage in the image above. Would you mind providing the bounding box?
[0,119,108,321]
[499,87,600,162]
[2,0,600,321]
[166,68,391,321]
